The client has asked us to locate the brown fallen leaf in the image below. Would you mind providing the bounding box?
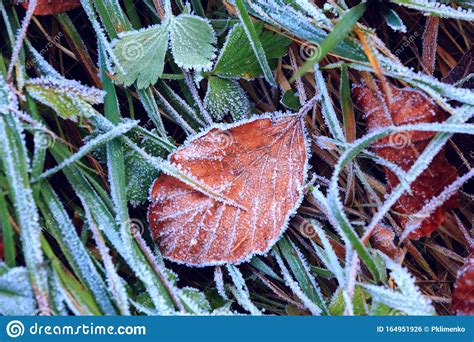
[353,82,458,239]
[452,252,474,315]
[372,224,404,262]
[148,114,308,266]
[22,0,80,16]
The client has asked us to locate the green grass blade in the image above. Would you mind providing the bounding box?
[277,236,329,315]
[0,186,15,267]
[235,0,277,87]
[292,2,367,81]
[38,184,117,315]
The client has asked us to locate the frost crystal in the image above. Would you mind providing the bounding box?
[44,186,116,314]
[391,0,474,21]
[204,77,250,121]
[273,250,322,315]
[363,253,435,315]
[226,265,261,315]
[0,264,36,315]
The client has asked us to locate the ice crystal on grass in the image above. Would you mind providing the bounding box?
[180,287,212,314]
[314,66,344,141]
[42,185,116,315]
[381,7,407,33]
[391,0,474,21]
[26,42,62,78]
[245,0,365,61]
[86,207,130,315]
[0,263,36,315]
[294,0,332,26]
[214,266,229,300]
[363,254,435,315]
[246,0,327,42]
[80,0,122,73]
[226,265,261,315]
[278,236,328,314]
[375,54,474,106]
[273,249,322,315]
[0,77,49,313]
[310,221,345,285]
[49,271,67,315]
[36,120,137,181]
[65,166,123,251]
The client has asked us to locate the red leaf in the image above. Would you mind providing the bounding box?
[452,253,474,315]
[0,242,3,260]
[148,115,308,266]
[353,82,458,239]
[22,0,80,16]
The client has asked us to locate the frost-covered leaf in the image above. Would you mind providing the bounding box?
[362,254,435,315]
[204,76,250,120]
[113,13,215,88]
[213,23,290,79]
[113,24,170,89]
[352,82,459,239]
[125,134,170,206]
[26,77,104,121]
[0,263,36,315]
[22,0,80,15]
[452,252,474,315]
[401,169,474,240]
[148,113,309,266]
[169,14,216,72]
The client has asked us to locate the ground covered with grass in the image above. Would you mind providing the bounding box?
[0,0,473,316]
